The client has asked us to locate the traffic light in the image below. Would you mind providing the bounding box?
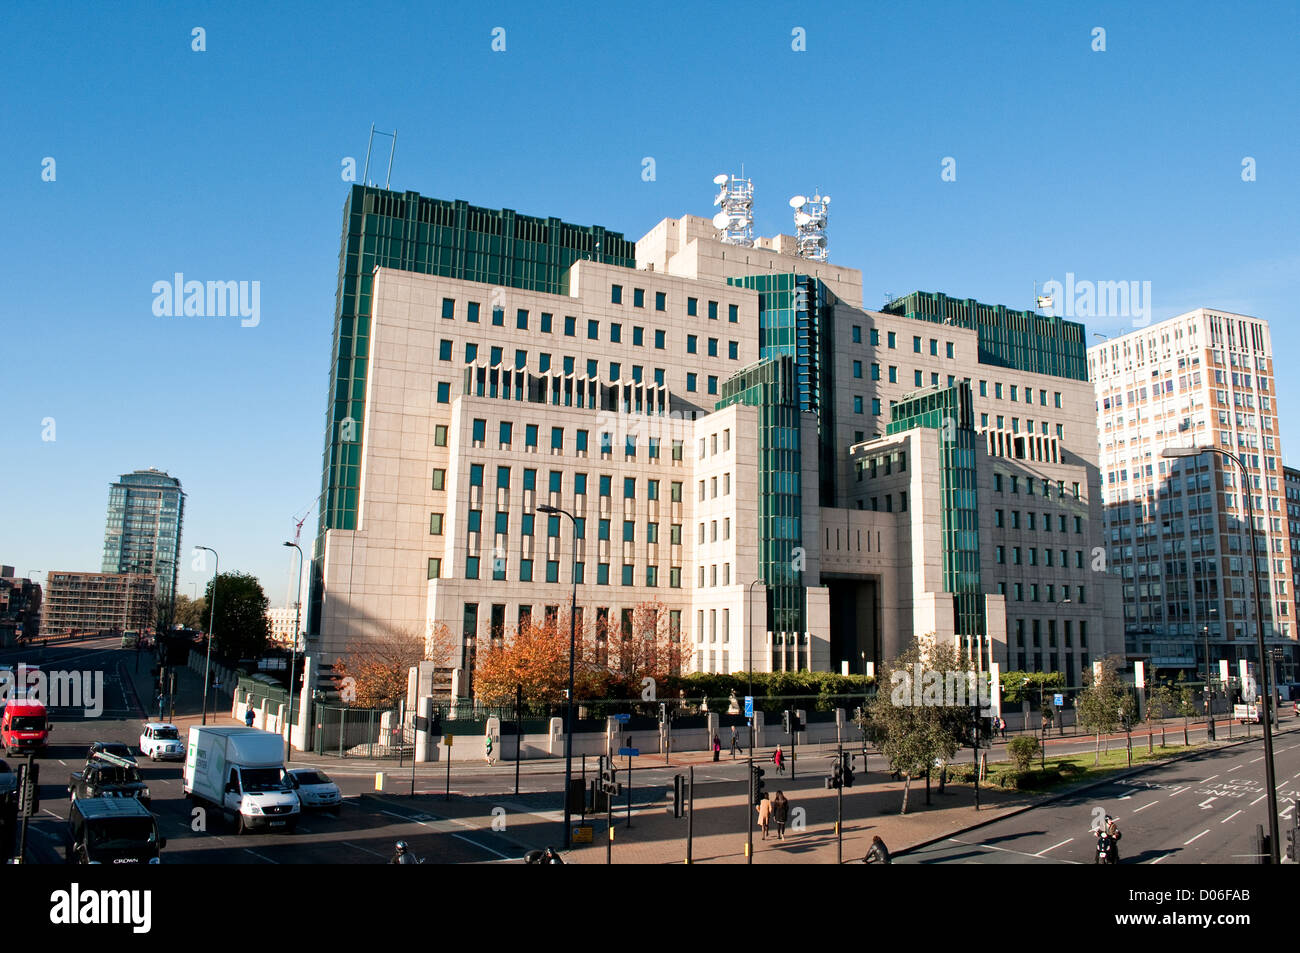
[659,702,667,725]
[16,762,39,817]
[782,710,791,734]
[826,760,842,790]
[841,752,855,788]
[668,774,685,818]
[1287,827,1297,863]
[750,765,767,805]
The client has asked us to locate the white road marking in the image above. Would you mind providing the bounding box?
[1035,838,1074,856]
[1133,801,1159,813]
[1202,774,1219,782]
[1198,797,1217,809]
[452,833,513,859]
[1184,830,1210,846]
[1222,810,1242,823]
[343,840,388,859]
[1167,786,1189,797]
[1251,756,1265,763]
[1152,854,1169,864]
[1251,794,1268,806]
[1229,765,1243,772]
[243,848,278,864]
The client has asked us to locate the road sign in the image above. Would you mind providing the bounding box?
[614,713,631,723]
[572,825,594,844]
[744,695,754,718]
[1053,693,1064,707]
[618,747,639,757]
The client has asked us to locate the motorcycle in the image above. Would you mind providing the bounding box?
[1095,832,1118,864]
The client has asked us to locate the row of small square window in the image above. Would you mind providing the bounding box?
[996,581,1087,603]
[459,422,687,459]
[994,473,1082,500]
[438,333,741,362]
[440,296,739,329]
[434,464,733,503]
[996,546,1089,569]
[849,327,957,358]
[427,557,732,588]
[434,511,735,545]
[609,285,740,323]
[993,510,1086,533]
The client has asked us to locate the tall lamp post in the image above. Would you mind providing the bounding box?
[195,546,219,726]
[746,576,765,866]
[538,503,578,850]
[1203,606,1218,741]
[1162,445,1279,862]
[283,542,304,762]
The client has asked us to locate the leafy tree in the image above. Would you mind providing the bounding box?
[856,638,972,814]
[1007,735,1040,772]
[333,622,450,709]
[173,594,207,631]
[1077,656,1126,765]
[1000,670,1066,705]
[1147,678,1175,747]
[1175,672,1197,745]
[204,571,270,661]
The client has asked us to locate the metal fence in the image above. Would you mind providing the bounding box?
[313,704,406,759]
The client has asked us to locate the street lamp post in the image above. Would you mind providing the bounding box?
[283,542,304,762]
[195,547,219,726]
[746,576,765,866]
[1162,445,1279,862]
[538,504,579,851]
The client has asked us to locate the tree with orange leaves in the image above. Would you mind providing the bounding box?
[333,620,455,709]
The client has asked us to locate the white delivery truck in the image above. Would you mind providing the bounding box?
[183,726,300,834]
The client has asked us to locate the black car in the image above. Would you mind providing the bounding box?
[69,753,150,806]
[85,741,137,766]
[66,797,165,864]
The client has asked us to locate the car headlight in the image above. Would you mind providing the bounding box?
[141,788,150,799]
[148,858,161,864]
[248,802,262,814]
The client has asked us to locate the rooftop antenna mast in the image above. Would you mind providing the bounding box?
[789,191,830,262]
[711,172,755,247]
[362,123,398,189]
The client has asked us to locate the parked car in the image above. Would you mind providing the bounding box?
[86,741,137,766]
[284,768,342,814]
[139,723,184,761]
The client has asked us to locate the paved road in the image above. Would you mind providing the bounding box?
[899,725,1300,864]
[2,639,530,864]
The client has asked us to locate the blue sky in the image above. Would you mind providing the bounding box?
[3,0,1296,606]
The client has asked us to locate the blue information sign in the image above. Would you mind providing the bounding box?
[744,696,754,718]
[618,747,639,757]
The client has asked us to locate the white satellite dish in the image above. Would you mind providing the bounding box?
[712,211,730,230]
[713,174,729,185]
[794,211,813,226]
[789,195,806,208]
[823,195,831,204]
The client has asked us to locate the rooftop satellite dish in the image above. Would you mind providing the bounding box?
[789,195,806,208]
[713,174,729,185]
[712,211,730,230]
[823,195,831,204]
[812,194,821,203]
[794,211,813,226]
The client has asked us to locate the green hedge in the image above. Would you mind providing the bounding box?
[666,671,874,713]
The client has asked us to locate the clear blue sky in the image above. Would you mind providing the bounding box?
[3,0,1296,606]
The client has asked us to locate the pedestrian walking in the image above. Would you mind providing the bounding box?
[730,727,738,759]
[756,794,772,839]
[244,706,255,727]
[864,835,892,864]
[157,692,166,721]
[773,744,785,775]
[485,735,496,765]
[712,734,721,762]
[773,791,789,840]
